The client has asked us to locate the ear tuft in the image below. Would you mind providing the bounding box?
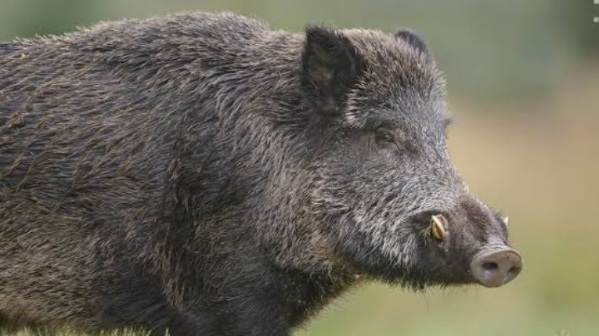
[302,26,363,114]
[395,29,431,59]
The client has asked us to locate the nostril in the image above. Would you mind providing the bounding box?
[481,262,498,272]
[471,248,522,287]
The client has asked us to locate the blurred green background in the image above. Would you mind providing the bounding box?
[1,1,598,335]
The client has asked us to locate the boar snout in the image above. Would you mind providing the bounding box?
[470,247,522,287]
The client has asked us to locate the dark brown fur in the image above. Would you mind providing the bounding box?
[0,12,517,336]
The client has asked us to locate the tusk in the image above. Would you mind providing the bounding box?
[431,214,447,241]
[503,216,509,226]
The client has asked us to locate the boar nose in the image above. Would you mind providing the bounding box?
[470,247,522,287]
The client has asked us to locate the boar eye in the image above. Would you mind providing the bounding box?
[374,128,395,146]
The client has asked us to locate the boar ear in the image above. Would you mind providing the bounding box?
[395,29,432,60]
[302,26,364,114]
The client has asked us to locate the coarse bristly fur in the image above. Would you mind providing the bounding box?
[0,11,517,336]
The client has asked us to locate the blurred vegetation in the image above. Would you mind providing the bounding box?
[0,0,596,100]
[1,1,598,335]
